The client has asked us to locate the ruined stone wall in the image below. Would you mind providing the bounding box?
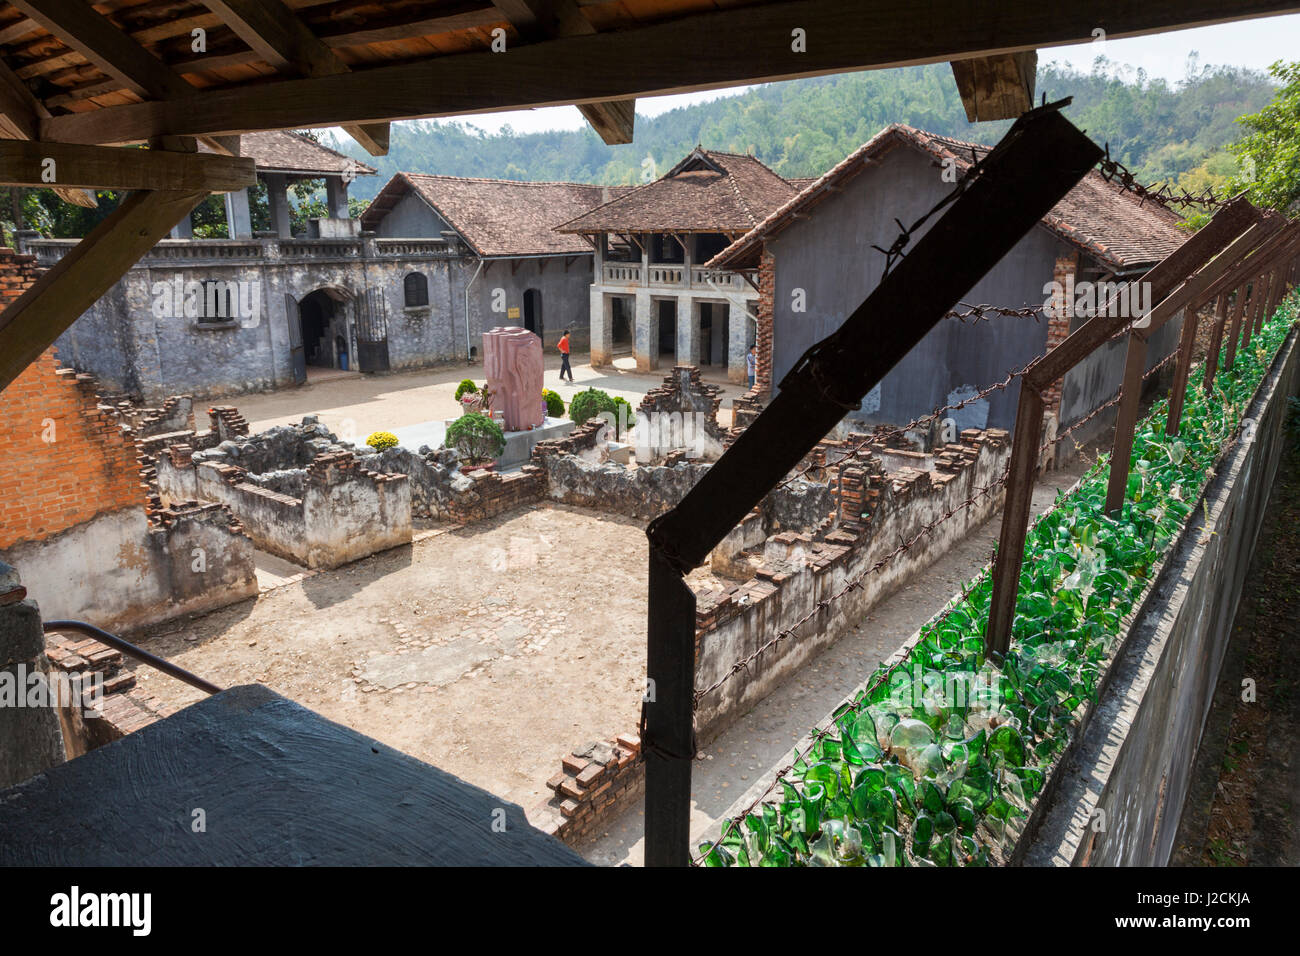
[693,428,1010,741]
[157,427,412,570]
[634,365,727,463]
[534,734,644,846]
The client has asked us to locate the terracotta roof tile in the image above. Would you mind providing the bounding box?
[709,124,1188,272]
[199,130,376,178]
[361,173,631,257]
[556,148,798,234]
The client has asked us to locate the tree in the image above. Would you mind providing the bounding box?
[1228,60,1300,213]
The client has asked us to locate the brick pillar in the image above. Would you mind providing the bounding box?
[1041,251,1078,417]
[589,287,612,366]
[754,248,776,398]
[675,296,698,367]
[0,567,67,788]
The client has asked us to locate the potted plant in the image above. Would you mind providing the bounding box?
[446,412,506,472]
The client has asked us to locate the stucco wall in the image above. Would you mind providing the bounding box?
[0,506,258,634]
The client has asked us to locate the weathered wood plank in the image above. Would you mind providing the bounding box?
[0,188,207,393]
[951,51,1037,122]
[0,140,255,192]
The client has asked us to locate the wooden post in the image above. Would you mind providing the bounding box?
[1223,280,1249,371]
[0,188,208,392]
[1165,297,1205,436]
[643,104,1101,864]
[1201,291,1231,396]
[983,198,1260,658]
[985,385,1045,657]
[1104,330,1150,514]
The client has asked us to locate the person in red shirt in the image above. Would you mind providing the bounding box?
[557,329,574,383]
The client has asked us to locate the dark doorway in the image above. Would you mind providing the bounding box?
[698,302,729,367]
[299,290,337,368]
[611,296,633,352]
[523,288,543,343]
[657,299,676,365]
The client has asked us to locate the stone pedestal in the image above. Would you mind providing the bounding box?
[483,326,544,432]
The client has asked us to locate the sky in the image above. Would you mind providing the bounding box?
[427,14,1300,137]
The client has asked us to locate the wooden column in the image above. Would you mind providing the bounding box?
[1201,291,1231,396]
[1165,297,1205,436]
[1104,329,1150,514]
[1223,280,1249,370]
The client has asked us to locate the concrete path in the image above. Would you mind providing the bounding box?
[581,457,1093,866]
[230,353,743,443]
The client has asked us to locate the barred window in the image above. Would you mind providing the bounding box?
[403,272,429,307]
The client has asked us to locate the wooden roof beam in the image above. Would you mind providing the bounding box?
[200,0,390,156]
[0,140,256,192]
[37,0,1300,145]
[0,188,209,393]
[0,56,96,208]
[8,0,195,101]
[493,0,635,144]
[950,51,1038,122]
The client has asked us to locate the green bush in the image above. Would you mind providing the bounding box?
[365,431,399,451]
[454,379,479,402]
[543,388,565,418]
[568,387,618,428]
[445,412,505,465]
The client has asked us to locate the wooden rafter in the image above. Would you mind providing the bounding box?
[0,140,255,192]
[40,0,1300,146]
[199,0,390,156]
[950,51,1038,122]
[493,0,635,145]
[0,55,96,209]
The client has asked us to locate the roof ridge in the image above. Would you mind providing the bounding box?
[401,171,618,189]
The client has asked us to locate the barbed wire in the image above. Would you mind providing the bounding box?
[944,302,1045,324]
[1097,144,1233,212]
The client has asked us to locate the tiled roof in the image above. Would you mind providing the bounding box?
[201,130,376,178]
[361,173,631,257]
[556,148,798,234]
[709,124,1188,272]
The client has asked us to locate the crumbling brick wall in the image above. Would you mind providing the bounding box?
[534,734,644,846]
[634,365,727,463]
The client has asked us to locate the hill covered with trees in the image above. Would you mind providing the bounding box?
[334,58,1277,200]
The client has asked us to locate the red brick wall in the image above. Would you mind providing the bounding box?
[0,248,144,550]
[1041,250,1078,416]
[754,247,776,397]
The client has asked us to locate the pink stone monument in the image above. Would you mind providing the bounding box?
[483,326,544,431]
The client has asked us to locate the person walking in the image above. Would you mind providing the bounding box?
[558,329,574,383]
[746,344,757,389]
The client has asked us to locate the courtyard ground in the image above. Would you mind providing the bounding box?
[232,351,742,440]
[127,503,649,812]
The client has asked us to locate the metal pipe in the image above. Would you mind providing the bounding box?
[42,620,223,696]
[463,258,485,363]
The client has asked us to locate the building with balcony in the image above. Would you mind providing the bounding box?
[35,154,626,402]
[557,148,800,382]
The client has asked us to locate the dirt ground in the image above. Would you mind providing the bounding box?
[232,351,740,439]
[128,503,650,813]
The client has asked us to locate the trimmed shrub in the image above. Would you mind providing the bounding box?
[365,431,399,451]
[543,388,565,418]
[446,412,505,465]
[568,387,618,428]
[454,379,479,402]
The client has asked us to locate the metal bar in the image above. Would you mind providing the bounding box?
[42,620,223,696]
[1165,295,1206,436]
[1104,330,1150,514]
[643,103,1102,866]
